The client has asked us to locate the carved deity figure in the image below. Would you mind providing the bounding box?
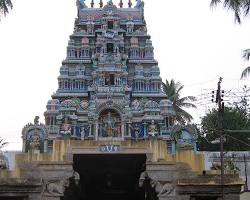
[29,131,40,150]
[132,99,141,111]
[129,123,141,139]
[122,54,128,67]
[91,54,98,67]
[0,153,8,169]
[99,75,105,86]
[104,112,115,137]
[134,126,140,139]
[60,117,72,136]
[78,0,87,10]
[148,120,158,137]
[135,0,144,9]
[34,116,39,125]
[80,127,85,140]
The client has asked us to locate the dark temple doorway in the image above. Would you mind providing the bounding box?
[72,154,146,200]
[191,197,219,200]
[0,197,27,200]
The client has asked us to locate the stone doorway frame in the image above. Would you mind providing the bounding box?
[63,145,152,200]
[65,145,153,162]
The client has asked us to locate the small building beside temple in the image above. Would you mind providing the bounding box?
[0,1,243,200]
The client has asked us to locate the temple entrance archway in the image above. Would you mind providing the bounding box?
[72,154,146,200]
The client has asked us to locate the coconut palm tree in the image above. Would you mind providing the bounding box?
[0,0,12,18]
[162,79,197,124]
[210,0,250,23]
[240,49,250,79]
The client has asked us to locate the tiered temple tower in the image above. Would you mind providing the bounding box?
[22,0,181,153]
[0,1,243,200]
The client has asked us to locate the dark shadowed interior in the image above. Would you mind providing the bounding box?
[0,197,27,200]
[192,197,219,200]
[72,154,146,200]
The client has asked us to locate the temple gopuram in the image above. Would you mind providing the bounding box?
[0,1,243,200]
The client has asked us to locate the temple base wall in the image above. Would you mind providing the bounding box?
[0,139,204,179]
[0,153,243,200]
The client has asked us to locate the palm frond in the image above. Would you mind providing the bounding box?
[226,0,242,23]
[178,96,197,102]
[176,102,197,109]
[0,0,13,17]
[0,138,7,149]
[241,66,250,79]
[242,0,250,16]
[210,0,243,23]
[242,49,250,60]
[175,107,194,122]
[176,84,184,96]
[210,0,222,7]
[162,79,196,124]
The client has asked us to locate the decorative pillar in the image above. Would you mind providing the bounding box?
[57,121,62,138]
[121,122,125,138]
[193,142,197,153]
[89,124,93,137]
[143,122,147,138]
[95,122,99,140]
[44,139,48,153]
[73,124,77,137]
[171,141,176,154]
[128,122,132,137]
[22,139,26,152]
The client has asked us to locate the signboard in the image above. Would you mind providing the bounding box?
[99,144,120,153]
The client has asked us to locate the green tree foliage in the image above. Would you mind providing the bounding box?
[0,0,12,19]
[162,79,197,124]
[198,106,250,151]
[211,0,250,23]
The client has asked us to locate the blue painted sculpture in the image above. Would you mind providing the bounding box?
[135,0,143,9]
[78,0,87,9]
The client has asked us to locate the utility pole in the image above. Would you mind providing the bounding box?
[212,77,225,199]
[244,154,248,191]
[216,77,225,200]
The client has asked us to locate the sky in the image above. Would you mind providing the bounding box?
[1,0,250,150]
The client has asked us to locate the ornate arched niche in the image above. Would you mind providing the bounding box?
[98,109,122,138]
